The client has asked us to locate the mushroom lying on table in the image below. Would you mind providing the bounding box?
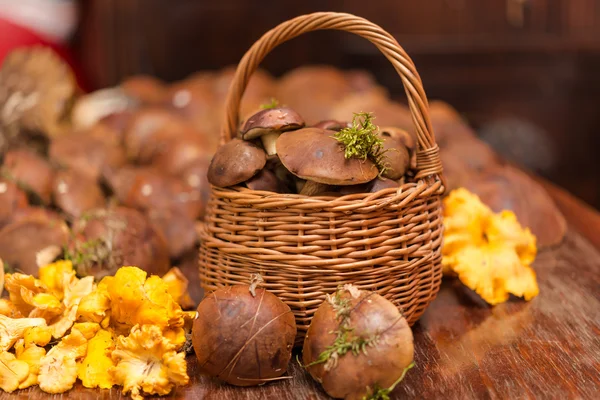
[240,107,305,156]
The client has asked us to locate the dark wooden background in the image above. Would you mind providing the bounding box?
[74,0,600,209]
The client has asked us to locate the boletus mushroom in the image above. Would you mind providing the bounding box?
[105,165,204,220]
[0,46,78,142]
[245,168,289,193]
[49,127,127,179]
[0,179,28,229]
[207,138,267,188]
[71,87,138,130]
[0,211,69,275]
[276,124,379,196]
[312,120,349,132]
[240,107,305,156]
[120,75,166,105]
[303,285,414,400]
[52,169,106,219]
[192,277,297,386]
[2,148,55,204]
[380,126,417,180]
[69,207,170,278]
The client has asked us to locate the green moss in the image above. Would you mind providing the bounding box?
[304,287,379,370]
[259,98,280,109]
[334,112,389,175]
[363,362,415,400]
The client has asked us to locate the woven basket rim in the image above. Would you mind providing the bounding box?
[210,178,444,211]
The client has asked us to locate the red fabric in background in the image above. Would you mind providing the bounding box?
[0,17,88,91]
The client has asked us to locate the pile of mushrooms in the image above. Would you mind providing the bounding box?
[208,104,417,197]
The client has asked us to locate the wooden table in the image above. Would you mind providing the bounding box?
[3,180,599,400]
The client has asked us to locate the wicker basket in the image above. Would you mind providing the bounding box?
[199,12,445,345]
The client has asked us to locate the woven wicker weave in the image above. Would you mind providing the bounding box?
[199,12,445,345]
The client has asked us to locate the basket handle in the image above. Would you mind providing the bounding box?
[222,12,443,179]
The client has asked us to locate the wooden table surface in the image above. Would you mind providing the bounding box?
[2,180,599,400]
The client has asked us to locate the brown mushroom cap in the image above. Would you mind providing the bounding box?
[0,212,70,275]
[276,127,378,185]
[312,120,349,132]
[2,148,55,204]
[245,168,289,193]
[0,179,28,229]
[71,87,138,130]
[380,126,417,180]
[240,107,305,140]
[207,139,267,187]
[52,169,106,219]
[0,46,78,140]
[120,75,166,105]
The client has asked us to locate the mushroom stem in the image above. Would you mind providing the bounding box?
[260,132,280,156]
[300,181,331,196]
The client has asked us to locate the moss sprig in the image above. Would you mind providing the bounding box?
[334,112,389,175]
[304,286,379,371]
[305,325,380,370]
[363,362,415,400]
[259,98,280,109]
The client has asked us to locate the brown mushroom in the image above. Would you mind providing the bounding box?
[2,148,54,204]
[104,165,203,220]
[181,158,211,220]
[245,168,289,193]
[370,177,400,192]
[240,107,305,156]
[136,127,213,174]
[49,127,127,179]
[429,101,474,148]
[277,66,353,123]
[147,208,198,259]
[69,207,170,278]
[380,126,417,180]
[52,169,106,219]
[120,75,166,105]
[213,67,277,121]
[312,120,349,132]
[330,92,413,132]
[165,79,218,138]
[207,139,267,188]
[0,179,28,229]
[123,108,189,160]
[0,211,69,275]
[465,164,567,248]
[0,46,78,143]
[277,127,378,196]
[71,87,138,130]
[339,177,400,195]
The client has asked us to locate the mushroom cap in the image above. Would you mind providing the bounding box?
[0,46,78,139]
[120,75,166,104]
[207,139,267,187]
[240,107,305,140]
[245,168,288,193]
[276,128,378,185]
[380,126,416,153]
[312,120,349,132]
[380,126,416,180]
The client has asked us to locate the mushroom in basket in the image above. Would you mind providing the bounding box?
[240,106,305,156]
[208,109,418,196]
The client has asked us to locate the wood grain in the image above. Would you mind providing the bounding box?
[1,187,599,400]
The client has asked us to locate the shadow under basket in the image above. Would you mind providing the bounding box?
[198,11,446,346]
